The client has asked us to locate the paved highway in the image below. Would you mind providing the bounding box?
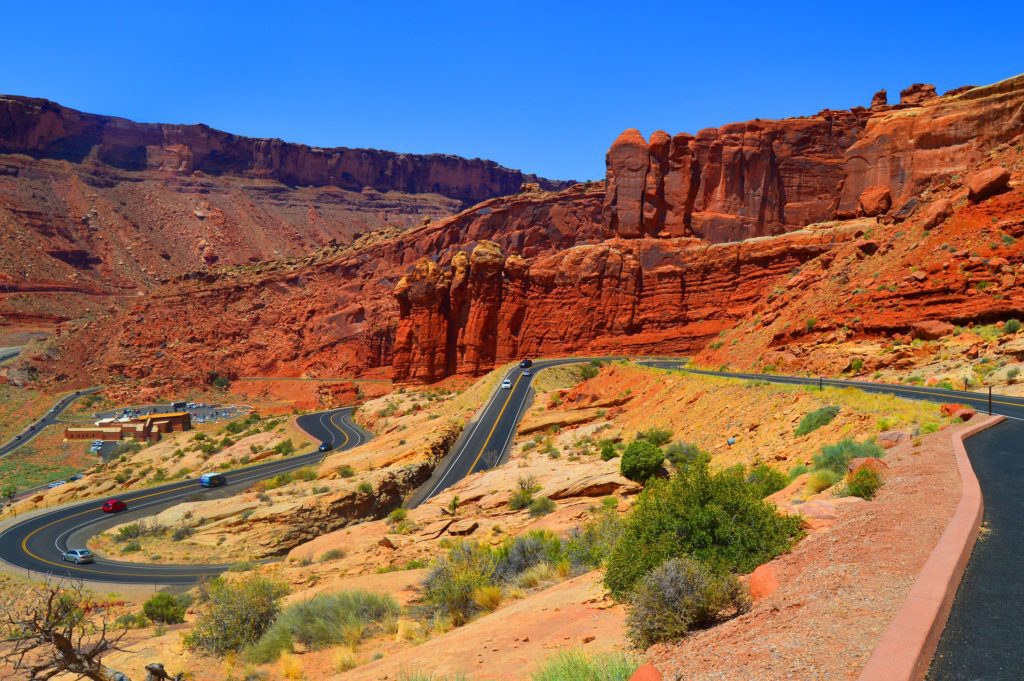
[0,407,368,585]
[0,346,21,364]
[407,357,611,507]
[0,387,101,459]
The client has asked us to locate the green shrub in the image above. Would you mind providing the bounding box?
[794,405,840,436]
[620,440,664,484]
[184,576,289,655]
[320,548,346,562]
[114,612,150,629]
[337,465,356,478]
[272,439,296,456]
[114,523,143,542]
[604,460,803,599]
[579,364,600,380]
[229,560,257,572]
[122,541,142,553]
[850,358,864,373]
[1005,318,1022,335]
[635,428,673,447]
[598,439,618,461]
[419,542,496,626]
[357,481,373,495]
[530,650,640,681]
[245,590,399,663]
[528,496,556,517]
[565,507,623,572]
[388,508,408,524]
[664,442,704,469]
[509,475,540,510]
[625,556,750,648]
[845,468,883,500]
[812,438,883,475]
[746,464,788,498]
[805,469,840,494]
[143,592,187,624]
[787,463,808,481]
[493,530,565,583]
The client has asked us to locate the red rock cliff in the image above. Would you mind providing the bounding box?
[0,96,571,205]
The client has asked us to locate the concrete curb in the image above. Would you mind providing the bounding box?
[857,414,1002,681]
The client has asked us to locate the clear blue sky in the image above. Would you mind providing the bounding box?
[4,1,1023,181]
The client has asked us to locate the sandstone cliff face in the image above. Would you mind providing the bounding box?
[837,74,1024,215]
[604,113,866,242]
[0,96,570,204]
[393,229,861,381]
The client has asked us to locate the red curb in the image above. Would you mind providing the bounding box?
[858,414,1003,681]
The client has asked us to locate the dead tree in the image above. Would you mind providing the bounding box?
[0,579,182,681]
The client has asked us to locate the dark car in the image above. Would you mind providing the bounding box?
[101,499,127,513]
[519,359,533,368]
[318,442,332,452]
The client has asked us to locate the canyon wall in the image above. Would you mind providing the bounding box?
[0,96,570,334]
[0,96,570,204]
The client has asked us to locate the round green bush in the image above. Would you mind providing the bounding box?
[625,556,750,648]
[604,460,803,599]
[846,467,883,500]
[143,592,187,624]
[620,440,664,484]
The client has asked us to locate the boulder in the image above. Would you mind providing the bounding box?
[447,519,479,536]
[877,430,910,449]
[858,186,892,217]
[899,83,938,106]
[967,167,1011,203]
[749,563,780,600]
[911,320,955,340]
[919,198,953,229]
[847,457,889,479]
[951,407,976,422]
[629,664,663,681]
[854,239,880,256]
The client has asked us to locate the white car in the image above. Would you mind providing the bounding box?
[47,480,67,488]
[501,379,513,389]
[61,548,94,564]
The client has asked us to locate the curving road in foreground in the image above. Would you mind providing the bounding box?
[0,407,369,585]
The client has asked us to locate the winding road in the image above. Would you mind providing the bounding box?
[0,407,369,585]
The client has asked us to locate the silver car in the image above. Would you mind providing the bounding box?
[61,549,94,564]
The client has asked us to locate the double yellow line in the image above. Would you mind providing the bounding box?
[464,373,525,476]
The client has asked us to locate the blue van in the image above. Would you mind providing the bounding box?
[199,472,227,488]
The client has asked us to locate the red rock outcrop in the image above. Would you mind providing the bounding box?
[393,227,861,381]
[837,75,1024,214]
[967,167,1012,202]
[604,112,866,243]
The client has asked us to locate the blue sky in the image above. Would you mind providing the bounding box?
[3,1,1022,180]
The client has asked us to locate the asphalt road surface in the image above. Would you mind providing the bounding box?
[0,346,20,364]
[407,358,611,507]
[0,407,368,585]
[0,387,100,459]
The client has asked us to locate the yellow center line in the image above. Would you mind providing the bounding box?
[329,410,351,449]
[465,373,523,476]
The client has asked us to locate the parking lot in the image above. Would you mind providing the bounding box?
[93,402,250,425]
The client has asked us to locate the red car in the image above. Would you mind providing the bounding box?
[101,499,127,513]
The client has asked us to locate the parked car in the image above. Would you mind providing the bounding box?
[519,359,533,368]
[501,379,513,389]
[101,499,127,513]
[61,548,94,564]
[47,480,67,488]
[318,442,332,452]
[199,472,227,488]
